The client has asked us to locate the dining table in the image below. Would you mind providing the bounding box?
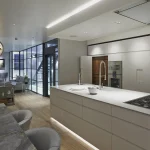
[0,103,37,150]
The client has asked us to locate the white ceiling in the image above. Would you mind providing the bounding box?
[0,0,91,52]
[50,12,145,41]
[0,0,142,52]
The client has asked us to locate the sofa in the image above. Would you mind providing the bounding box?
[6,76,30,92]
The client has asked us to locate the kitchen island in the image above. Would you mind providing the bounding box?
[50,84,150,150]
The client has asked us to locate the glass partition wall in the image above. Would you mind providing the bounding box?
[37,45,43,95]
[9,51,20,80]
[9,39,58,96]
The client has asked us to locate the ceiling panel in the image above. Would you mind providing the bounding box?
[50,12,144,41]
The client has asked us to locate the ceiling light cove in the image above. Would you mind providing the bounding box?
[46,0,102,29]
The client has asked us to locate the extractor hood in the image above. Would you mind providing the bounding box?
[115,0,150,25]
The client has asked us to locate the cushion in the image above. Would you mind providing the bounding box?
[19,76,24,82]
[16,76,20,82]
[16,76,24,82]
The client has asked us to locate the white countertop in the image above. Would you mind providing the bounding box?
[52,84,150,115]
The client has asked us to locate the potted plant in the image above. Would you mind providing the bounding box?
[24,75,29,84]
[24,75,29,91]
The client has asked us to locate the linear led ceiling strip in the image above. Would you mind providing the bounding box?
[46,0,102,29]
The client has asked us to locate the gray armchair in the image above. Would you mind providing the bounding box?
[10,110,32,131]
[25,127,61,150]
[6,76,30,92]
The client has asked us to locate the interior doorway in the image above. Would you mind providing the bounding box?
[92,56,108,86]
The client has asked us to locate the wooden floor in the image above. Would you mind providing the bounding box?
[8,92,94,150]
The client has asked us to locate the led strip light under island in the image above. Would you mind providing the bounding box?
[51,118,99,150]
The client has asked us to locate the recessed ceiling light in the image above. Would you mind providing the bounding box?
[84,32,88,34]
[46,0,102,29]
[13,24,15,26]
[115,21,121,24]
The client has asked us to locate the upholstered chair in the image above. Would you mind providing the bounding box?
[10,110,32,131]
[25,127,61,150]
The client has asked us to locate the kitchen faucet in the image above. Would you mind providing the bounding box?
[78,72,81,85]
[99,60,107,89]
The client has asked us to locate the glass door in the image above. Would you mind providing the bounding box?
[43,45,57,97]
[47,55,55,95]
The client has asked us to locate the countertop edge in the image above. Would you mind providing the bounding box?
[51,86,150,116]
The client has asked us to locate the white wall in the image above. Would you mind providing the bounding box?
[59,39,87,85]
[88,35,150,93]
[0,52,9,81]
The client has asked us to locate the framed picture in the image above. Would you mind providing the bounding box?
[0,59,5,70]
[0,42,4,55]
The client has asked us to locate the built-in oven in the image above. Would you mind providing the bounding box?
[108,61,122,88]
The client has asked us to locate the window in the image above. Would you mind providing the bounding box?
[9,40,58,96]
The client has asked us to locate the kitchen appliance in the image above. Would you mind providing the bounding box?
[108,61,122,88]
[125,95,150,109]
[111,78,120,88]
[115,0,150,25]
